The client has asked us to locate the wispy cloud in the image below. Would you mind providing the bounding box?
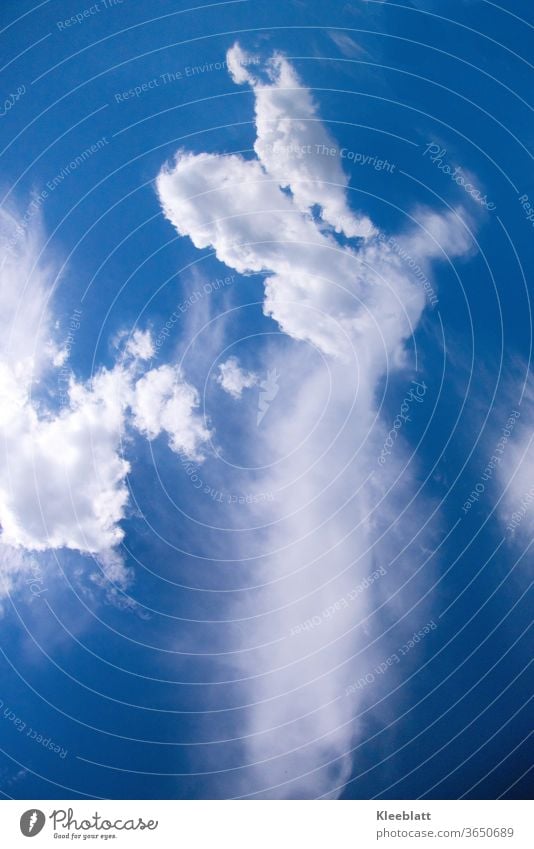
[328,31,367,58]
[497,378,534,547]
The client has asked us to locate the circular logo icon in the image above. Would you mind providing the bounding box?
[20,810,46,837]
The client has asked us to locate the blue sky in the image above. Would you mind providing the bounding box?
[0,0,532,800]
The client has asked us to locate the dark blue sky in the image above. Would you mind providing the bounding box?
[0,0,532,800]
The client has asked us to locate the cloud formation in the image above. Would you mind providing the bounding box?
[0,214,130,562]
[0,214,211,601]
[132,363,211,461]
[157,48,470,364]
[217,356,258,399]
[0,363,130,554]
[226,43,375,240]
[155,43,474,798]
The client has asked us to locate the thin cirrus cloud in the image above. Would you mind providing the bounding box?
[497,386,534,547]
[155,43,475,798]
[0,216,211,602]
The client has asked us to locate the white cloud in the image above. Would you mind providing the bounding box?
[328,31,367,58]
[0,354,211,563]
[0,36,481,794]
[0,545,36,611]
[0,214,131,577]
[226,44,374,240]
[156,149,417,361]
[131,363,211,461]
[0,213,131,580]
[0,364,130,554]
[217,356,258,399]
[208,351,437,799]
[404,207,473,260]
[0,214,211,601]
[226,42,255,85]
[156,44,474,798]
[497,405,534,543]
[125,328,155,361]
[0,208,62,380]
[157,50,471,366]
